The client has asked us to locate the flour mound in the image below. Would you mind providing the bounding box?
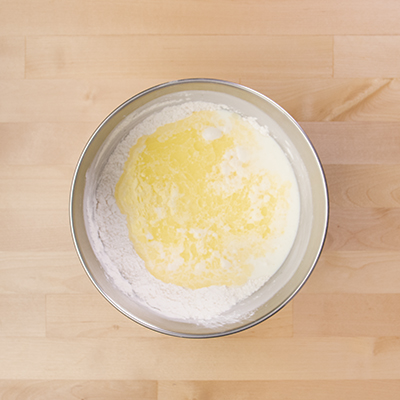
[87,101,298,324]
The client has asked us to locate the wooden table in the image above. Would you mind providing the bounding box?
[1,1,400,398]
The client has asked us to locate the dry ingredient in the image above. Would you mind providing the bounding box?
[88,101,300,324]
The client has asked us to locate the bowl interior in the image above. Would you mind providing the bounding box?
[70,79,328,338]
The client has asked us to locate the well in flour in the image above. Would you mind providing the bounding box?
[88,101,300,324]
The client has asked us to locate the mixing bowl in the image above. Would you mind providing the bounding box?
[70,78,328,338]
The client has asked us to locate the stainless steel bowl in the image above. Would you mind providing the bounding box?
[70,78,328,338]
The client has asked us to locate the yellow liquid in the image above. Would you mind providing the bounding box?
[115,110,292,289]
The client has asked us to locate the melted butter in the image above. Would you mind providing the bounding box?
[115,110,294,289]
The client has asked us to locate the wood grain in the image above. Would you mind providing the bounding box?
[0,36,25,79]
[325,208,400,251]
[26,35,332,80]
[0,337,398,380]
[302,122,400,164]
[45,294,162,339]
[0,251,93,295]
[0,209,71,252]
[293,293,400,337]
[242,78,397,121]
[2,79,400,123]
[0,380,157,400]
[157,380,400,400]
[302,251,400,294]
[0,166,72,210]
[324,164,400,208]
[335,36,400,78]
[0,79,165,123]
[0,295,45,337]
[0,123,95,165]
[325,78,400,121]
[3,0,400,36]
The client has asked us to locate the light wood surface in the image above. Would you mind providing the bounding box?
[1,0,400,398]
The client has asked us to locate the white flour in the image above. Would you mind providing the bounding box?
[87,101,299,325]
